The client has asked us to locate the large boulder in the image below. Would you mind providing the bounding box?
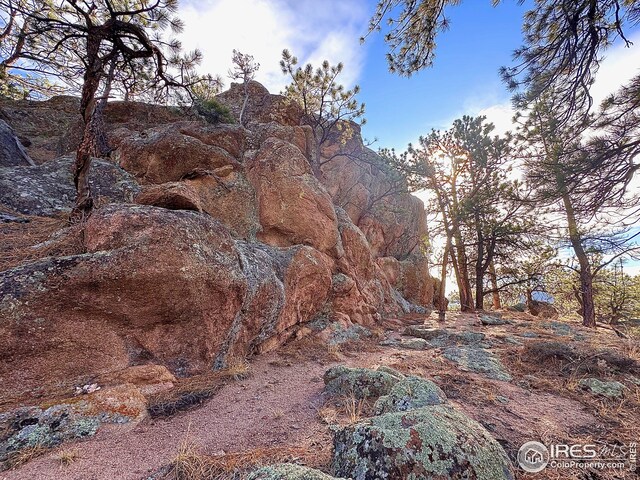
[111,124,242,184]
[332,405,514,480]
[323,365,401,400]
[398,254,436,307]
[0,205,332,404]
[0,96,80,163]
[0,155,139,216]
[373,376,447,415]
[528,300,559,319]
[182,172,260,240]
[134,182,203,212]
[247,137,340,256]
[0,96,187,163]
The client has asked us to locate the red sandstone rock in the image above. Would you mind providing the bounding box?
[247,137,340,256]
[135,182,203,212]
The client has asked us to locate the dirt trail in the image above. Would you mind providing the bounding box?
[4,312,636,480]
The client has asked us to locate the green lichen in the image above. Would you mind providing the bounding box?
[443,346,512,381]
[246,463,342,479]
[374,376,447,414]
[333,405,514,480]
[324,366,400,400]
[376,366,405,379]
[579,378,625,398]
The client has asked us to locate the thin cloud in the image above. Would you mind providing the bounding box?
[178,0,369,94]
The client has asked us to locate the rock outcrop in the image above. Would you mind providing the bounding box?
[0,82,436,425]
[333,405,514,480]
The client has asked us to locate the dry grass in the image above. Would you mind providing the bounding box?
[56,448,80,468]
[4,444,50,470]
[270,408,285,420]
[0,209,84,271]
[318,391,371,427]
[316,405,339,425]
[339,393,367,424]
[224,357,250,381]
[148,359,252,418]
[327,343,342,360]
[168,440,325,480]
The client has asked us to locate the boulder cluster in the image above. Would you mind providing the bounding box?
[253,365,514,480]
[0,83,436,418]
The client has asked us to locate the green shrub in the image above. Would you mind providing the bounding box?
[195,98,235,124]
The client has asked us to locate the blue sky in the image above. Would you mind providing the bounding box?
[357,0,529,149]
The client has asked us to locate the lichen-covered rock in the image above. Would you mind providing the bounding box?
[0,205,333,404]
[332,405,515,480]
[374,376,447,415]
[0,384,146,470]
[0,119,34,167]
[480,314,510,326]
[376,366,405,380]
[443,346,512,381]
[379,337,429,350]
[323,366,400,400]
[0,156,139,216]
[403,327,486,348]
[247,463,343,480]
[579,378,625,398]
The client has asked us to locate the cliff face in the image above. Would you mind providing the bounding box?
[0,82,435,404]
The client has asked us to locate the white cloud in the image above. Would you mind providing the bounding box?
[590,31,640,106]
[477,103,515,136]
[177,0,368,94]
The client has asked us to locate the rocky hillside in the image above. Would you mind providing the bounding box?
[0,82,435,416]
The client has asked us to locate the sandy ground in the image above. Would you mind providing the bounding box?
[4,312,637,480]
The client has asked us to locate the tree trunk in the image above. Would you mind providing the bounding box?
[239,82,249,126]
[526,288,534,310]
[449,193,474,312]
[488,261,502,309]
[71,34,104,222]
[561,191,596,327]
[474,210,485,310]
[453,234,474,311]
[438,237,451,322]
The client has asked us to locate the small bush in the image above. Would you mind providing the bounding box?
[195,98,235,124]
